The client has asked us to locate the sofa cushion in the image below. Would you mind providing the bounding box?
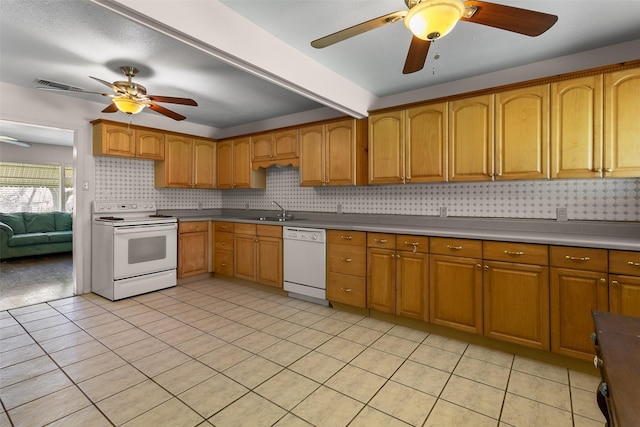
[7,233,49,247]
[54,212,72,231]
[48,231,73,243]
[23,212,56,233]
[0,213,26,234]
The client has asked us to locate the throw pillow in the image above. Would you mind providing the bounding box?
[0,213,26,234]
[54,211,73,231]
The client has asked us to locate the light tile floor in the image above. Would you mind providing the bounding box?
[0,277,606,427]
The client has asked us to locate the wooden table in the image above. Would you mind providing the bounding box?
[591,311,640,427]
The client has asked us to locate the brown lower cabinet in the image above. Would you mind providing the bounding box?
[178,221,209,278]
[326,230,367,307]
[214,222,234,276]
[234,224,282,288]
[609,250,640,317]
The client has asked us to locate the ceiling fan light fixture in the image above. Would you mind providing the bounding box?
[112,97,146,115]
[405,0,464,41]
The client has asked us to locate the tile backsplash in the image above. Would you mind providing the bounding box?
[95,158,639,221]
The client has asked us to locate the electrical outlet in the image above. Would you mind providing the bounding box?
[337,203,343,214]
[439,207,447,218]
[245,203,250,210]
[197,202,202,210]
[557,207,568,222]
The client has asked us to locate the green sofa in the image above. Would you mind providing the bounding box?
[0,212,72,260]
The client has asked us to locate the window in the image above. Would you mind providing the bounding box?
[0,162,74,213]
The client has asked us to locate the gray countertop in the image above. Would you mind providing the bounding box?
[162,209,640,251]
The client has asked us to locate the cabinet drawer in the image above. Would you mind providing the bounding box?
[483,241,548,265]
[327,245,366,276]
[550,246,608,272]
[257,224,282,238]
[214,250,234,275]
[430,237,482,258]
[327,273,366,308]
[396,235,429,254]
[234,223,257,236]
[609,250,640,275]
[327,230,366,246]
[215,231,234,251]
[179,221,208,233]
[215,222,234,233]
[367,233,395,249]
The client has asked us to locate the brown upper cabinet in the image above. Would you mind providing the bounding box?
[92,120,164,160]
[251,129,299,169]
[299,118,368,187]
[155,134,216,188]
[217,137,266,189]
[369,102,447,185]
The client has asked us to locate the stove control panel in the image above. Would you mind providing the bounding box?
[93,201,157,214]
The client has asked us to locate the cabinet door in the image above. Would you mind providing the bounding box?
[550,268,608,360]
[99,123,135,157]
[367,248,395,313]
[551,75,603,178]
[604,68,640,177]
[396,251,429,320]
[449,95,494,182]
[299,124,325,186]
[405,103,447,183]
[234,234,256,281]
[430,255,483,334]
[233,137,251,188]
[251,133,274,161]
[135,129,164,160]
[325,119,356,186]
[178,231,208,278]
[257,236,282,288]
[495,85,549,180]
[610,274,640,317]
[273,129,298,159]
[483,261,550,350]
[193,138,216,188]
[368,111,404,184]
[217,140,234,189]
[164,134,193,187]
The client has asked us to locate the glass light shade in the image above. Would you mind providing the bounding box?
[112,97,145,114]
[405,0,464,41]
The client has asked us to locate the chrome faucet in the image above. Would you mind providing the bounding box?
[272,201,288,219]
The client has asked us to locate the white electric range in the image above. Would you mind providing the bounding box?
[91,201,177,300]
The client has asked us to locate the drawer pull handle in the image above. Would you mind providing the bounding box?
[340,257,352,262]
[565,256,590,262]
[340,287,352,292]
[447,245,463,250]
[221,242,226,245]
[375,238,388,243]
[611,280,619,286]
[221,263,227,266]
[627,261,640,267]
[341,235,352,240]
[405,241,419,253]
[221,226,227,229]
[504,250,524,256]
[593,355,603,368]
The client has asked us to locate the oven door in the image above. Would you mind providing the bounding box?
[112,223,177,280]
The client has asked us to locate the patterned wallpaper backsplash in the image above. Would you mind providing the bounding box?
[95,158,639,221]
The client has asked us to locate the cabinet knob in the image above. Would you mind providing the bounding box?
[593,355,603,368]
[340,257,352,262]
[340,287,352,293]
[599,278,607,284]
[565,255,590,262]
[590,332,598,344]
[484,265,489,270]
[604,168,612,173]
[598,382,609,398]
[476,264,482,269]
[447,245,463,251]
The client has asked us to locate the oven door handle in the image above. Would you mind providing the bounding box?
[113,224,178,234]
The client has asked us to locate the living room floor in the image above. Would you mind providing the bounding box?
[0,253,74,312]
[1,277,605,427]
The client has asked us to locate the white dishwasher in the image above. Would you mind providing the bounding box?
[283,226,328,306]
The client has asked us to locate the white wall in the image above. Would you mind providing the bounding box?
[0,141,73,164]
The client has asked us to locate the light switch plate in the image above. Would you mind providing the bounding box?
[557,207,568,221]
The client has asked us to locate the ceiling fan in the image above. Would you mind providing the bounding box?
[311,0,558,74]
[37,66,198,121]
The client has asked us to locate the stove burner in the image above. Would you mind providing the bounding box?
[149,214,173,218]
[98,216,124,221]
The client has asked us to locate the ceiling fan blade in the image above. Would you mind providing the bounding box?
[89,76,125,94]
[403,36,431,74]
[102,103,119,113]
[148,102,186,121]
[311,10,407,48]
[147,95,198,106]
[37,87,113,97]
[461,1,558,37]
